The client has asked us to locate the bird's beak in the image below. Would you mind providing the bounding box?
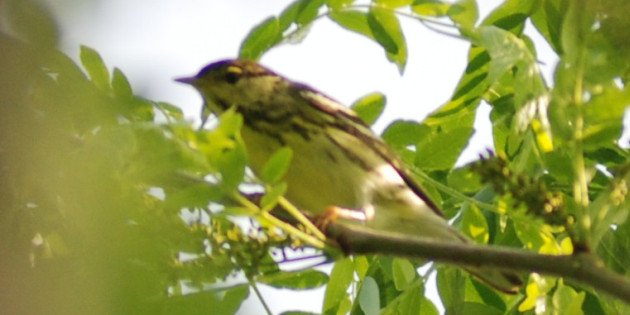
[174,76,196,85]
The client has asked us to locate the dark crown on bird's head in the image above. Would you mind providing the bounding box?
[193,59,278,84]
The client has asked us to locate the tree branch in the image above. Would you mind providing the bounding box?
[327,223,630,303]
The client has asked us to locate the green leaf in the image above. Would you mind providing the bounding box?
[461,302,503,315]
[391,258,416,291]
[530,0,565,53]
[329,10,373,40]
[258,270,329,290]
[359,276,380,315]
[154,102,184,121]
[351,92,386,126]
[459,203,489,243]
[323,258,354,314]
[260,147,293,184]
[374,0,413,8]
[448,0,478,32]
[437,267,465,314]
[281,311,320,315]
[368,7,408,73]
[295,0,325,25]
[239,17,281,60]
[415,125,473,171]
[260,182,288,210]
[411,0,451,17]
[482,0,535,33]
[326,0,353,11]
[80,45,110,90]
[381,120,426,148]
[477,26,534,86]
[111,67,132,99]
[4,0,59,47]
[551,281,586,315]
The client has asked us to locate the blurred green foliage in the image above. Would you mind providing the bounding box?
[2,0,630,314]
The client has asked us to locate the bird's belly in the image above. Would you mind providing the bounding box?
[241,126,370,215]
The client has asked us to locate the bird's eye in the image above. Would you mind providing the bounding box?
[225,66,242,84]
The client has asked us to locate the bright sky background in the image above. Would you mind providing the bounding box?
[44,1,559,313]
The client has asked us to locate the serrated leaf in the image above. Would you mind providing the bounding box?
[111,67,132,99]
[323,258,354,314]
[351,92,386,126]
[260,147,293,184]
[359,276,380,315]
[80,45,110,90]
[258,269,328,290]
[239,17,281,60]
[368,7,407,73]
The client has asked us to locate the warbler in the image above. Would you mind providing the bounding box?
[176,59,522,293]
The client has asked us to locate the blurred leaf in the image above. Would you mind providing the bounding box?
[260,182,287,210]
[448,0,478,32]
[391,258,416,291]
[329,10,373,40]
[351,92,386,126]
[239,17,281,60]
[447,166,482,194]
[326,0,354,11]
[482,0,535,33]
[359,276,380,315]
[295,0,325,25]
[415,124,474,171]
[551,281,586,315]
[459,203,489,243]
[437,267,465,314]
[323,258,354,314]
[530,0,565,53]
[368,7,408,73]
[111,67,133,99]
[4,0,58,47]
[375,0,413,8]
[154,101,184,121]
[460,302,503,315]
[382,120,426,148]
[163,290,225,314]
[80,45,110,90]
[411,0,451,17]
[260,147,293,184]
[258,270,329,290]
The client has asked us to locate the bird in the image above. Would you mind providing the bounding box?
[176,59,522,293]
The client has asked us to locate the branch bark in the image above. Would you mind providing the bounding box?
[327,223,630,303]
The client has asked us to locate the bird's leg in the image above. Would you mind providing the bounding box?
[314,205,373,232]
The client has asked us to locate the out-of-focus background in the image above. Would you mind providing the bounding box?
[9,0,560,313]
